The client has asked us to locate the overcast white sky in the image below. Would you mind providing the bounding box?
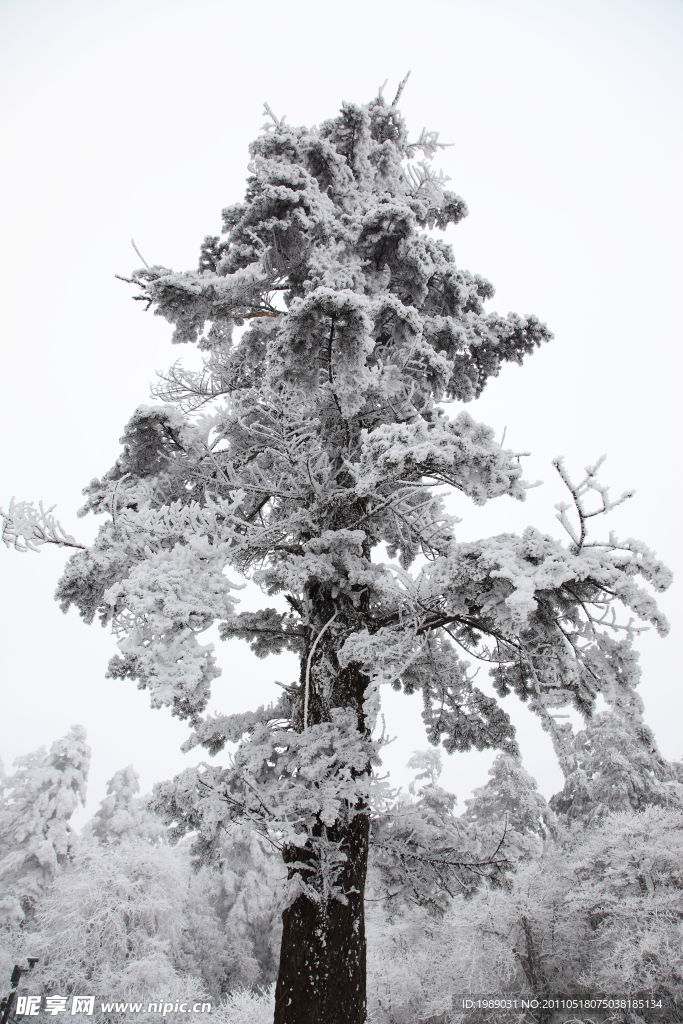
[0,0,681,818]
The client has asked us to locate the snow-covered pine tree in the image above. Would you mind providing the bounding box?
[462,753,555,863]
[551,709,683,825]
[213,824,283,989]
[1,85,671,1024]
[88,765,165,845]
[369,750,505,913]
[0,726,90,926]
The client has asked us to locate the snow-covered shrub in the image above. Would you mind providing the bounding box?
[209,985,275,1024]
[32,838,202,1000]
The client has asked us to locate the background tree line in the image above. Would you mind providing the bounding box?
[1,710,681,1024]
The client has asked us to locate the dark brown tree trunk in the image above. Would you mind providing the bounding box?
[273,588,372,1024]
[273,810,370,1024]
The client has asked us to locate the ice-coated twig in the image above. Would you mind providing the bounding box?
[0,499,85,552]
[392,71,411,107]
[130,238,150,269]
[263,101,286,130]
[406,126,452,157]
[553,455,634,551]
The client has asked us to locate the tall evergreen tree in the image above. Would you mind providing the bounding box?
[1,86,671,1023]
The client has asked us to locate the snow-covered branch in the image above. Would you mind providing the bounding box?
[0,499,84,553]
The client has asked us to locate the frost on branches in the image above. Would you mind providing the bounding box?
[0,87,671,1024]
[0,727,90,927]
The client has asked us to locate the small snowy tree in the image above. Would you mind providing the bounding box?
[33,838,207,1012]
[369,750,508,913]
[0,726,90,926]
[1,85,671,1024]
[30,827,278,1005]
[462,753,555,864]
[176,862,265,998]
[170,821,284,994]
[88,764,165,845]
[215,825,283,988]
[366,899,453,1024]
[566,806,683,1014]
[551,710,683,825]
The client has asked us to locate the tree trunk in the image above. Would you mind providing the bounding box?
[274,811,370,1024]
[514,916,552,1024]
[273,589,372,1024]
